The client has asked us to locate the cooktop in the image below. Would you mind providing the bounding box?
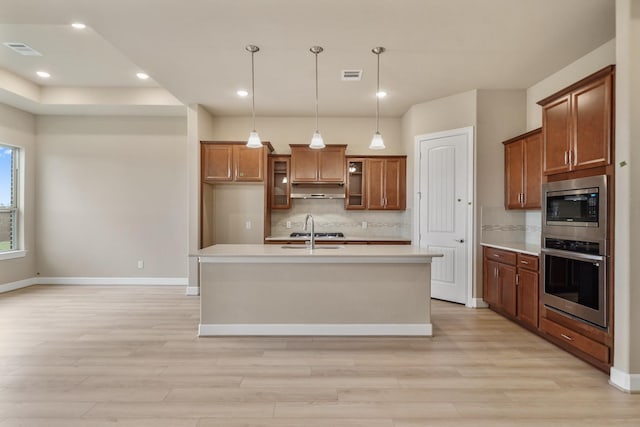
[289,232,345,238]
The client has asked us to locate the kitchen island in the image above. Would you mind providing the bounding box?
[195,244,442,336]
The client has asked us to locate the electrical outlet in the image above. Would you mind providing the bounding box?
[362,221,367,229]
[245,221,252,230]
[286,221,292,229]
[137,260,144,269]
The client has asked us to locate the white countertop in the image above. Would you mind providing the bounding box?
[194,244,442,264]
[480,241,541,256]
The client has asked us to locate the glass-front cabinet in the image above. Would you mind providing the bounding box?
[346,157,366,210]
[270,155,290,209]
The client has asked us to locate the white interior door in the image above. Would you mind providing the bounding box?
[416,128,472,305]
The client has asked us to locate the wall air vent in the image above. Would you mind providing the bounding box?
[341,69,362,81]
[3,42,43,56]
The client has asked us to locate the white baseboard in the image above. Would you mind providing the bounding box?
[36,277,188,286]
[467,298,489,308]
[199,323,433,337]
[186,286,200,296]
[0,277,38,293]
[1,276,189,293]
[610,367,640,393]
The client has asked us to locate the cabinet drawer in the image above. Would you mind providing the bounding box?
[517,253,539,271]
[540,318,609,364]
[484,247,516,265]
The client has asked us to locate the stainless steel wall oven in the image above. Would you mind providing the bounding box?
[541,175,608,328]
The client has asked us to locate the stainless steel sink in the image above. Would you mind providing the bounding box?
[280,245,345,250]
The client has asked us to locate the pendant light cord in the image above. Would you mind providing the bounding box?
[314,49,319,132]
[375,51,380,133]
[251,49,256,132]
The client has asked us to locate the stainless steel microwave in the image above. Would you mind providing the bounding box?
[542,175,607,243]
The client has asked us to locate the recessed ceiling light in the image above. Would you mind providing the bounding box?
[71,22,86,30]
[237,90,249,97]
[36,71,51,78]
[136,72,149,80]
[376,91,387,98]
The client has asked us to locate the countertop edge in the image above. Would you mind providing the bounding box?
[480,242,541,256]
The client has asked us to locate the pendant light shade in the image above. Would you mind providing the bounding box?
[246,45,262,148]
[369,46,386,150]
[309,46,325,149]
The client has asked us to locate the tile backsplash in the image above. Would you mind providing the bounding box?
[271,199,411,238]
[481,206,541,244]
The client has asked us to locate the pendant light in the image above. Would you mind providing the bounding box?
[246,45,262,148]
[369,46,386,150]
[309,46,325,149]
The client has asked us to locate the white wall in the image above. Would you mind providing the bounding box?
[35,116,188,279]
[198,116,402,156]
[209,183,265,244]
[475,90,527,297]
[526,39,616,130]
[612,0,640,385]
[0,104,36,285]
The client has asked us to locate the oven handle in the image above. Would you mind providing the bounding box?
[541,247,605,263]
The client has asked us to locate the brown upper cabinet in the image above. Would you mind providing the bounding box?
[201,142,273,183]
[538,65,614,176]
[366,156,406,210]
[503,129,542,209]
[290,144,346,183]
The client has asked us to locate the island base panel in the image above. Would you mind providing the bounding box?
[199,262,432,336]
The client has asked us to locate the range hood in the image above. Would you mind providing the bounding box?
[290,183,345,199]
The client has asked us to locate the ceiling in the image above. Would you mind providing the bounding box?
[0,0,615,117]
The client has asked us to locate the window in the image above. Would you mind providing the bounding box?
[0,144,18,252]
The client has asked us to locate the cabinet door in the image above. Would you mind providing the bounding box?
[542,95,571,175]
[571,74,612,171]
[366,158,386,209]
[346,158,366,210]
[504,140,524,209]
[383,158,406,210]
[318,146,346,182]
[202,144,233,182]
[522,132,542,209]
[234,145,264,181]
[270,156,290,209]
[291,147,318,182]
[499,264,517,317]
[483,259,501,307]
[517,268,539,328]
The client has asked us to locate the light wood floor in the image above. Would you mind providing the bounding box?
[0,285,639,427]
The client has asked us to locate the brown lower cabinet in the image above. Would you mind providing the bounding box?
[539,306,611,371]
[483,247,538,330]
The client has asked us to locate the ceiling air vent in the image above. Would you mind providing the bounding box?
[341,69,362,81]
[3,42,43,56]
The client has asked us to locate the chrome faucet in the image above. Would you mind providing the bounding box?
[303,214,316,249]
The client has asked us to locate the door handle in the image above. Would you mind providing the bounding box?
[454,239,465,243]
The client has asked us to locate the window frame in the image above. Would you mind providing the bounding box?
[0,143,19,254]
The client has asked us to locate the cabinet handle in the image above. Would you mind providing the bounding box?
[495,267,499,278]
[493,254,501,258]
[569,150,574,165]
[515,274,519,285]
[564,151,568,165]
[560,333,574,341]
[520,260,529,265]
